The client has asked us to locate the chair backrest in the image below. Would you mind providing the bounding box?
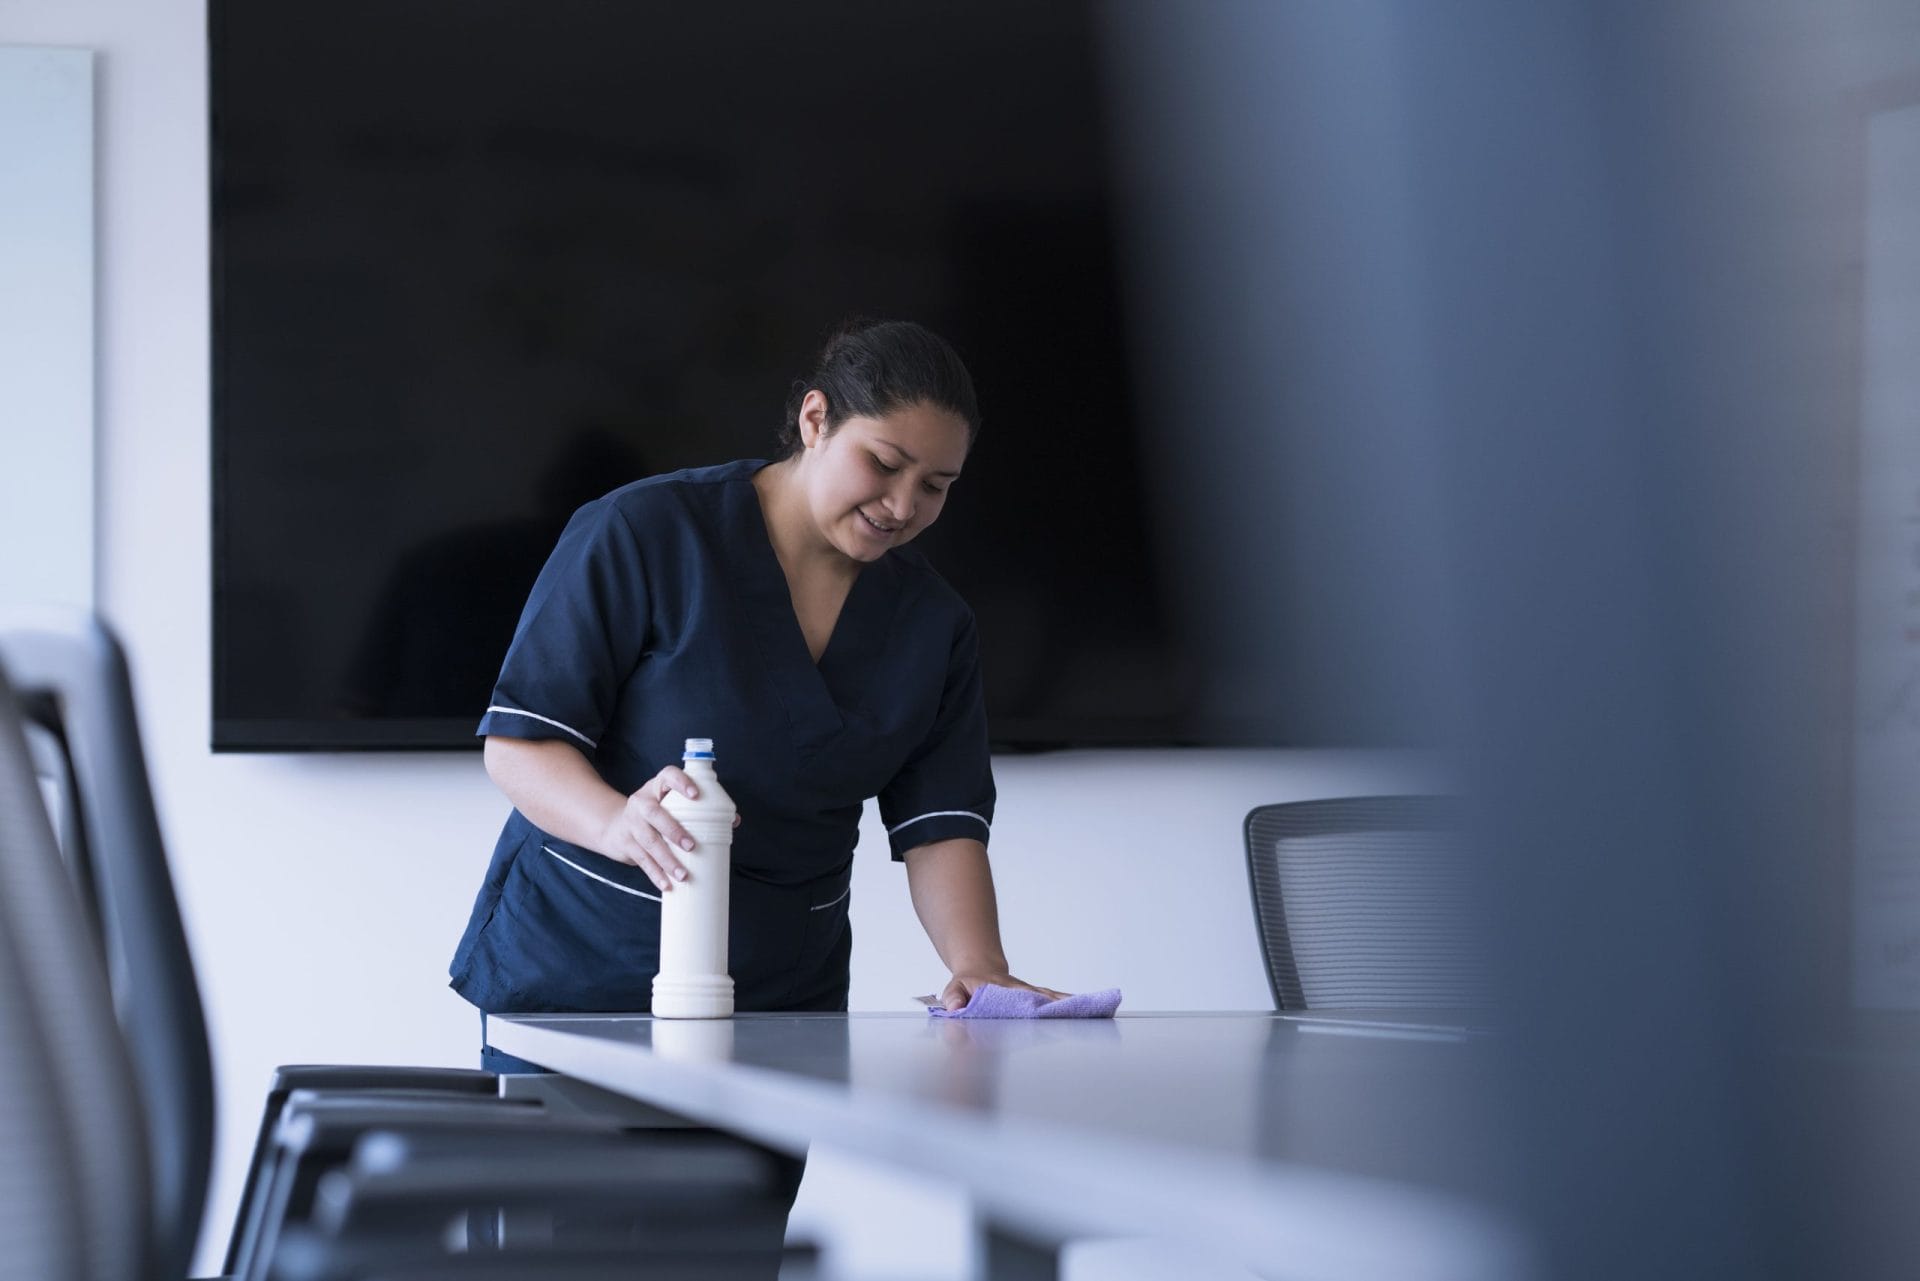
[0,903,85,1281]
[0,661,151,1281]
[0,611,213,1278]
[1243,796,1485,1011]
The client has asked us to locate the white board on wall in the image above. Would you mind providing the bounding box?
[0,45,94,610]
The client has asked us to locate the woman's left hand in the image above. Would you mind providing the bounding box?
[936,972,1069,1012]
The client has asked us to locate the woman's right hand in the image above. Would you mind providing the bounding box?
[596,765,740,893]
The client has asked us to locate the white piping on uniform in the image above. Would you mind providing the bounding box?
[809,885,851,912]
[886,810,990,838]
[543,845,661,902]
[486,706,596,748]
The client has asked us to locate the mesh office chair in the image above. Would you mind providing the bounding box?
[1243,796,1486,1011]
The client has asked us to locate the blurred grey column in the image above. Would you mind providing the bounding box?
[1102,1,1887,1277]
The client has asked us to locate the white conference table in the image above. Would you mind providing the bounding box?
[487,1009,1526,1281]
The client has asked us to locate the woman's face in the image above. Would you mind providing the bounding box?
[796,393,970,564]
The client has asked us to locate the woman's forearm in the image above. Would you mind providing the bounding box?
[902,838,1009,974]
[482,736,626,853]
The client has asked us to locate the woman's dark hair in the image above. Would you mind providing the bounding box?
[778,319,980,458]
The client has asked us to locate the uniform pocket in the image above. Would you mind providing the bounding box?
[792,875,853,1011]
[808,882,851,914]
[481,840,662,1012]
[539,843,663,903]
[724,868,853,1010]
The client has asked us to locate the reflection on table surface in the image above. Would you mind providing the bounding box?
[496,1010,1509,1195]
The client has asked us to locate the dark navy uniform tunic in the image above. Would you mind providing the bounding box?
[449,459,995,1014]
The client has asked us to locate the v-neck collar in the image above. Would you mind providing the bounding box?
[732,461,897,752]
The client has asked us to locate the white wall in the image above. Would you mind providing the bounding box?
[0,3,1432,1276]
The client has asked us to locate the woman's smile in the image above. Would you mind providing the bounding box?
[857,508,901,539]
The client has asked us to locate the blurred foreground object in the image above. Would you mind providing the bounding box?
[1101,2,1920,1276]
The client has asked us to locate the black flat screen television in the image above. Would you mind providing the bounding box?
[211,0,1262,751]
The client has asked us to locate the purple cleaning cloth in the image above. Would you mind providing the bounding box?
[925,984,1122,1019]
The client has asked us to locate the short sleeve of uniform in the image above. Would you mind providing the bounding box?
[476,500,648,752]
[878,608,996,860]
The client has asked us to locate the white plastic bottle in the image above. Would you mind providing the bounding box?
[652,738,736,1019]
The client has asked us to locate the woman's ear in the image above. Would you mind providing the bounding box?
[797,389,830,450]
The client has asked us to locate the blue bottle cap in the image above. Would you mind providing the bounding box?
[683,737,715,759]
